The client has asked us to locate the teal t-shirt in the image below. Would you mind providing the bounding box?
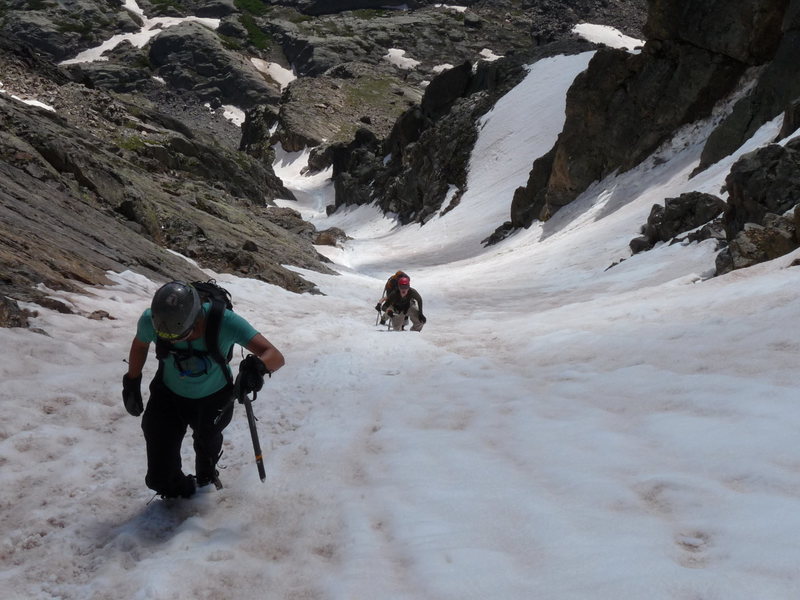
[137,303,259,399]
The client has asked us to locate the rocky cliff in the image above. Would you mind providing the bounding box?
[508,0,800,232]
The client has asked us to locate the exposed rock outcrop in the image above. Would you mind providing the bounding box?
[148,21,282,109]
[696,0,800,171]
[507,0,794,233]
[0,35,334,314]
[629,192,726,253]
[715,137,800,274]
[329,56,531,223]
[1,0,141,61]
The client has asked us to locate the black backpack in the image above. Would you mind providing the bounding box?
[155,279,235,385]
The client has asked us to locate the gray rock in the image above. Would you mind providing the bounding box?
[711,137,800,274]
[778,97,800,140]
[511,0,800,231]
[716,217,798,275]
[512,42,744,226]
[0,41,334,310]
[0,296,31,328]
[723,139,800,237]
[314,227,349,246]
[644,0,785,64]
[698,19,800,171]
[631,192,726,253]
[148,21,281,109]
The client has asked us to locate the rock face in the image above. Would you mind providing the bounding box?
[697,0,800,170]
[0,34,334,315]
[329,57,533,223]
[508,0,798,231]
[1,0,141,61]
[712,138,800,274]
[629,192,727,253]
[148,21,282,109]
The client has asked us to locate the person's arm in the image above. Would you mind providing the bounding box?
[413,290,423,315]
[246,333,285,374]
[127,337,150,378]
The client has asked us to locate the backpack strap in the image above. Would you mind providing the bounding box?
[155,337,170,362]
[204,299,233,387]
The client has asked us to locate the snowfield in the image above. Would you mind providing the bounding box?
[3,47,800,600]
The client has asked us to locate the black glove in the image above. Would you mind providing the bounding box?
[237,354,269,399]
[375,302,382,312]
[419,313,427,324]
[122,373,143,417]
[386,308,394,317]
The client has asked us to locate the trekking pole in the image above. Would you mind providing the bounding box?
[238,379,266,482]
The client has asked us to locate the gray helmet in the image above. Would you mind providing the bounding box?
[150,281,202,340]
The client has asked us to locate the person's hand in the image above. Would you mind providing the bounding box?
[237,354,269,399]
[418,313,427,324]
[386,308,394,317]
[122,373,143,416]
[375,302,382,312]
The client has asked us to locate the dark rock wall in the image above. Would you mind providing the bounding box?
[714,138,800,274]
[330,57,529,223]
[148,21,282,109]
[509,0,795,230]
[698,0,800,170]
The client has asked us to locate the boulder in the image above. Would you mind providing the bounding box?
[0,296,31,329]
[314,227,349,246]
[716,216,798,275]
[723,138,800,238]
[148,21,281,109]
[713,137,800,273]
[629,192,726,253]
[513,42,744,225]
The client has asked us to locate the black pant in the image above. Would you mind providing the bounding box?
[141,376,234,496]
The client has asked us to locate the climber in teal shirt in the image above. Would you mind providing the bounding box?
[122,281,285,498]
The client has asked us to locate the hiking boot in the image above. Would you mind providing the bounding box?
[146,472,197,499]
[175,474,197,498]
[197,469,223,490]
[162,474,196,499]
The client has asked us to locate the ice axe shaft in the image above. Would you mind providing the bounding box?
[238,381,266,482]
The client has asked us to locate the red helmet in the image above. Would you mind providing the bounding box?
[398,276,410,288]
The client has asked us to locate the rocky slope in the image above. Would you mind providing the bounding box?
[0,32,330,321]
[9,0,800,328]
[0,0,647,326]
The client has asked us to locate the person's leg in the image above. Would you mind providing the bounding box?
[190,386,234,487]
[390,312,405,331]
[141,379,194,497]
[408,305,424,331]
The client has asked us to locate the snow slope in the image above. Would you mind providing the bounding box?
[3,46,800,600]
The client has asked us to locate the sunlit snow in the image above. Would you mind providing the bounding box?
[250,58,297,91]
[60,0,220,65]
[572,23,644,51]
[384,48,421,70]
